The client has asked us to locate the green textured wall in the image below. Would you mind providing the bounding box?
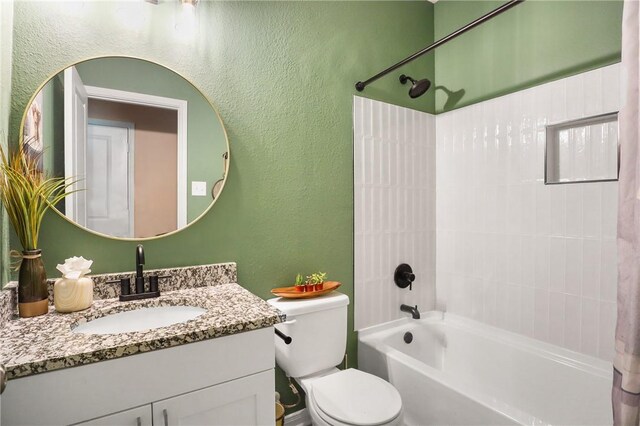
[8,0,435,400]
[0,0,13,287]
[434,0,623,113]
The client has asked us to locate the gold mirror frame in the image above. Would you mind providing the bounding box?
[19,55,230,241]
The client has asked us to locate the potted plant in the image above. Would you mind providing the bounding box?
[0,140,75,317]
[306,272,327,291]
[294,273,306,292]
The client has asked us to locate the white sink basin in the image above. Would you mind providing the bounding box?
[72,306,207,335]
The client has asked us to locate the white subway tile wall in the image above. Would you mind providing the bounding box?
[353,96,436,330]
[436,64,619,361]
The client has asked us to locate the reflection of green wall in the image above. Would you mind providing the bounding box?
[434,0,623,113]
[9,0,435,402]
[75,58,224,222]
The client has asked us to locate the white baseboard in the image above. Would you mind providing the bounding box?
[284,408,311,426]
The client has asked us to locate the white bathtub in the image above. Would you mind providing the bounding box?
[358,312,612,426]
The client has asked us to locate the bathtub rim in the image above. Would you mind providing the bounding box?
[358,311,611,379]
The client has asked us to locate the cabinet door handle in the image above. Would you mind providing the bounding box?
[136,417,141,426]
[163,409,169,426]
[0,363,6,395]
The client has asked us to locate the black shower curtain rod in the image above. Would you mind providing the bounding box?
[354,0,525,92]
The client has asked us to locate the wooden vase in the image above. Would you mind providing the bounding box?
[54,277,94,313]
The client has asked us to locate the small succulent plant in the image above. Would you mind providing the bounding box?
[306,272,327,285]
[293,271,328,292]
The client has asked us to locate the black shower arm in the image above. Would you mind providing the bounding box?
[354,0,525,92]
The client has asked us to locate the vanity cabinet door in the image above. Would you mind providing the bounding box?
[152,370,273,426]
[72,405,152,426]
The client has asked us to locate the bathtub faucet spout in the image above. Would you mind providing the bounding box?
[400,304,420,319]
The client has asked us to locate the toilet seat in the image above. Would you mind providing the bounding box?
[308,369,402,426]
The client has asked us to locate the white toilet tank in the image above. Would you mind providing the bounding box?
[268,292,349,379]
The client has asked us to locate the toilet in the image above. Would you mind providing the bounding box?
[268,292,403,426]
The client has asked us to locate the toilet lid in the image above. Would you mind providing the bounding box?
[311,369,402,426]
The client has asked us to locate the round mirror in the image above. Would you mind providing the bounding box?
[21,56,229,240]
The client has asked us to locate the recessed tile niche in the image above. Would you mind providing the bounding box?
[545,112,619,184]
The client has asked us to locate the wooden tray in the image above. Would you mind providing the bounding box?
[271,281,341,299]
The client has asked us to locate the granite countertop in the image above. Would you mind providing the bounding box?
[0,283,284,380]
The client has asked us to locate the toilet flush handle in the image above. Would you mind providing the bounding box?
[275,319,296,344]
[275,328,292,344]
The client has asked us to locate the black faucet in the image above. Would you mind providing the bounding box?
[135,244,145,294]
[400,304,421,319]
[112,244,166,302]
[136,244,145,277]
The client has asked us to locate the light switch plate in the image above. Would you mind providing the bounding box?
[192,181,207,196]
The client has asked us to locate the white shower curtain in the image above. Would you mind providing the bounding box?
[614,1,640,424]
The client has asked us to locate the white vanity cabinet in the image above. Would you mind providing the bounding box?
[74,370,272,426]
[152,370,273,425]
[1,327,275,426]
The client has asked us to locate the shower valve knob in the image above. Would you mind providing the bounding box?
[394,264,415,290]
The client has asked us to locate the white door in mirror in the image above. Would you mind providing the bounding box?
[72,306,206,335]
[86,121,134,237]
[64,66,89,227]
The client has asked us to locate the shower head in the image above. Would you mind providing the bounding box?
[399,74,431,98]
